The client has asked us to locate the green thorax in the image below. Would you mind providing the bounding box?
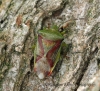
[38,26,64,41]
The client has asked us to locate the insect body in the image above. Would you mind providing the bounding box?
[33,26,64,79]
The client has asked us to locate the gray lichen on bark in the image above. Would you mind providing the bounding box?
[0,0,100,91]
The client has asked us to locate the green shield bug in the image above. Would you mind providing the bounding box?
[33,20,73,79]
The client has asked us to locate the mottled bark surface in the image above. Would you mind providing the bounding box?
[0,0,100,91]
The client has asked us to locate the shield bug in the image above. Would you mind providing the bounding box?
[33,20,73,79]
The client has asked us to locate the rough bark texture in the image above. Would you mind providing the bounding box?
[0,0,100,91]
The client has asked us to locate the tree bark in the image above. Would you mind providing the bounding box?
[0,0,100,91]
